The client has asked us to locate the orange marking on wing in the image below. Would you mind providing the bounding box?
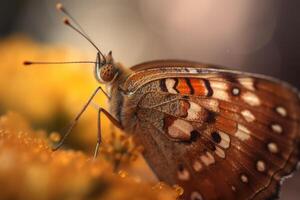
[176,78,191,94]
[190,78,207,96]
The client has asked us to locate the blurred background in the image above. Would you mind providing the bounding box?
[1,0,300,86]
[0,0,299,199]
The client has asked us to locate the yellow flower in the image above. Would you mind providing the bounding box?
[0,112,178,200]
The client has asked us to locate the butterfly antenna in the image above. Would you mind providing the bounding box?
[56,3,106,62]
[23,61,96,66]
[56,3,89,37]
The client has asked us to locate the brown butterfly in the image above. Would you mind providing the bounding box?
[24,3,300,200]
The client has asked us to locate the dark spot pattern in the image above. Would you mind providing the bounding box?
[190,130,200,142]
[211,131,221,143]
[178,164,184,172]
[206,111,217,124]
[203,79,213,97]
[185,78,195,95]
[160,79,168,92]
[173,78,180,93]
[223,73,239,83]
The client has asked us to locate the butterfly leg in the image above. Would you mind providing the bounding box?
[52,86,110,151]
[93,107,123,159]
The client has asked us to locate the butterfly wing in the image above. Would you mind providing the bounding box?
[123,61,300,200]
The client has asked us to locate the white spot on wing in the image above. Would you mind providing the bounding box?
[256,160,266,172]
[268,142,279,154]
[241,110,256,122]
[213,90,230,101]
[242,92,261,106]
[238,78,255,91]
[210,81,230,101]
[271,124,283,134]
[186,102,202,120]
[177,168,190,181]
[215,146,226,159]
[232,87,240,95]
[191,191,203,200]
[168,119,193,139]
[235,124,251,141]
[165,78,177,94]
[276,106,287,117]
[231,185,236,192]
[204,99,220,112]
[240,174,249,183]
[210,80,228,90]
[200,152,215,166]
[219,131,230,149]
[193,161,203,172]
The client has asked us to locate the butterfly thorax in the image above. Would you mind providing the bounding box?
[106,63,137,131]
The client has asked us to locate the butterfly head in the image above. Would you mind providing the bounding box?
[94,51,119,84]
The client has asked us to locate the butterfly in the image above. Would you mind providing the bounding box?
[25,3,300,200]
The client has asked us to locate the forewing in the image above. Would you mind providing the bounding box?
[126,63,300,200]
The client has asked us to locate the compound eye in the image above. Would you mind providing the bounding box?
[100,65,116,82]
